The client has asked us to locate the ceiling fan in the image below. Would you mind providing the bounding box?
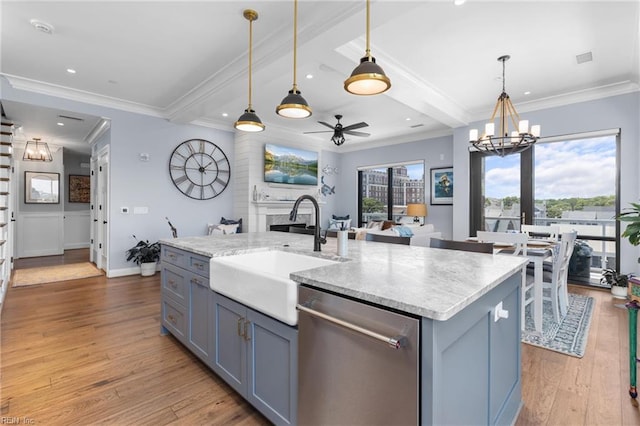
[303,114,369,146]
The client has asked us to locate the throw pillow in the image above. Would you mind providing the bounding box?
[366,221,382,230]
[332,214,350,220]
[208,223,239,235]
[220,217,242,233]
[381,220,395,231]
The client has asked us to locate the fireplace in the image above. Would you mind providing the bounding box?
[270,223,307,233]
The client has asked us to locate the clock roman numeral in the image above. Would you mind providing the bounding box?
[173,174,188,185]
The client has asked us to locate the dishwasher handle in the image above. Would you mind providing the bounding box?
[297,303,406,349]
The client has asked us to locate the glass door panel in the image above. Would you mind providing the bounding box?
[482,153,521,232]
[360,167,389,224]
[533,136,617,278]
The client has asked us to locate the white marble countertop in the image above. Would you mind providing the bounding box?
[160,232,527,321]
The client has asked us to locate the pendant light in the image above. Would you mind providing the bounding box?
[235,9,265,132]
[469,55,541,157]
[276,0,312,118]
[23,138,53,162]
[344,0,391,96]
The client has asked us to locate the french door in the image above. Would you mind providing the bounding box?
[470,133,619,278]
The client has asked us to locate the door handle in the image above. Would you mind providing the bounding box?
[297,304,405,349]
[103,220,107,224]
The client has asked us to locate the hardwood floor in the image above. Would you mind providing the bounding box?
[2,255,640,424]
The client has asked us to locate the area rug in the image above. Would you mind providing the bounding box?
[12,262,103,287]
[521,292,594,358]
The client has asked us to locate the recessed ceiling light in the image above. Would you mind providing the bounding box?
[453,0,466,5]
[66,68,76,74]
[405,117,411,121]
[524,91,531,95]
[30,19,54,34]
[305,74,313,79]
[57,122,64,126]
[222,113,228,117]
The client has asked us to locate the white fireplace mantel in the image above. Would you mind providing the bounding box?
[250,200,323,232]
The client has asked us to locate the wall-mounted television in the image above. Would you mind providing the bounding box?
[264,143,318,185]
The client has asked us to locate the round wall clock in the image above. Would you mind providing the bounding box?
[169,139,231,200]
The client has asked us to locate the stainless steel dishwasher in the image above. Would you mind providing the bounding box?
[297,285,420,425]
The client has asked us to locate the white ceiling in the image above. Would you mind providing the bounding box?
[1,0,638,154]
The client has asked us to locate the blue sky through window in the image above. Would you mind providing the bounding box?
[485,136,616,200]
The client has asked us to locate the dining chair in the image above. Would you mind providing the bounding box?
[527,230,578,322]
[476,231,530,330]
[521,224,560,242]
[430,238,493,254]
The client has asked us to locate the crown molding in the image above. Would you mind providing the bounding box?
[2,74,165,118]
[468,80,640,122]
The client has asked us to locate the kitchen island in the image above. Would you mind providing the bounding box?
[160,232,527,425]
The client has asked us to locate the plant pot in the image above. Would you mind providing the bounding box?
[611,285,627,299]
[140,261,157,277]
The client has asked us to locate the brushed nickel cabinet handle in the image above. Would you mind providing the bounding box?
[168,279,177,288]
[244,319,251,341]
[168,314,176,324]
[237,317,244,338]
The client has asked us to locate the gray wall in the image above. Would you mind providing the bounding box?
[335,136,454,239]
[63,149,91,212]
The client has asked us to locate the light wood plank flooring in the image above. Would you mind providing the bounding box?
[2,252,640,424]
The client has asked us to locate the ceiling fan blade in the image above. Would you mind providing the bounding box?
[317,121,336,130]
[342,122,368,131]
[344,130,370,137]
[303,130,334,134]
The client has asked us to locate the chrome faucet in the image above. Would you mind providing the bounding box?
[289,195,326,252]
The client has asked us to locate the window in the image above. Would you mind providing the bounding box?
[471,131,619,281]
[358,161,425,226]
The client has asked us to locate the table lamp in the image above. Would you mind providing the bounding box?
[406,203,427,225]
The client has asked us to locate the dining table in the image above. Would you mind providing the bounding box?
[468,237,557,335]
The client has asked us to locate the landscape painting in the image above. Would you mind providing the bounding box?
[264,144,318,186]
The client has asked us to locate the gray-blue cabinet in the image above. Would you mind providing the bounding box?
[161,246,213,365]
[212,293,298,426]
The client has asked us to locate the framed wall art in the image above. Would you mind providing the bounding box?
[69,174,90,203]
[430,167,453,205]
[25,171,60,204]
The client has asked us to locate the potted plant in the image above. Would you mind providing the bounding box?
[601,268,628,299]
[126,235,160,276]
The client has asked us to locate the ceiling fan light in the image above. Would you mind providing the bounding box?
[234,108,265,132]
[276,89,312,118]
[344,56,391,95]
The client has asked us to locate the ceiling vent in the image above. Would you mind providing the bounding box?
[576,51,593,64]
[410,123,424,128]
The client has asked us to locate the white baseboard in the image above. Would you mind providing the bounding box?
[107,265,159,278]
[64,242,90,250]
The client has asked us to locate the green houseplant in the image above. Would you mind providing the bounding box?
[601,268,628,299]
[126,235,160,276]
[618,202,640,248]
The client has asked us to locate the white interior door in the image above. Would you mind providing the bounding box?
[96,147,109,271]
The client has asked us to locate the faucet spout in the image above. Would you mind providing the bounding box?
[290,195,326,252]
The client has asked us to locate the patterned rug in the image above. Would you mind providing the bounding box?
[521,292,594,358]
[12,262,103,287]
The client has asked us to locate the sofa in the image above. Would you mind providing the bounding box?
[352,221,441,247]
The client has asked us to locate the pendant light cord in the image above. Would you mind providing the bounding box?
[248,16,254,109]
[293,0,298,90]
[365,0,371,59]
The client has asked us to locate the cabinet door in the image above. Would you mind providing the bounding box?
[212,294,247,396]
[247,308,298,426]
[188,272,212,363]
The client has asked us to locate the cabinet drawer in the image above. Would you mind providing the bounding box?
[162,246,187,269]
[162,264,188,304]
[162,245,210,278]
[188,254,209,278]
[162,297,186,340]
